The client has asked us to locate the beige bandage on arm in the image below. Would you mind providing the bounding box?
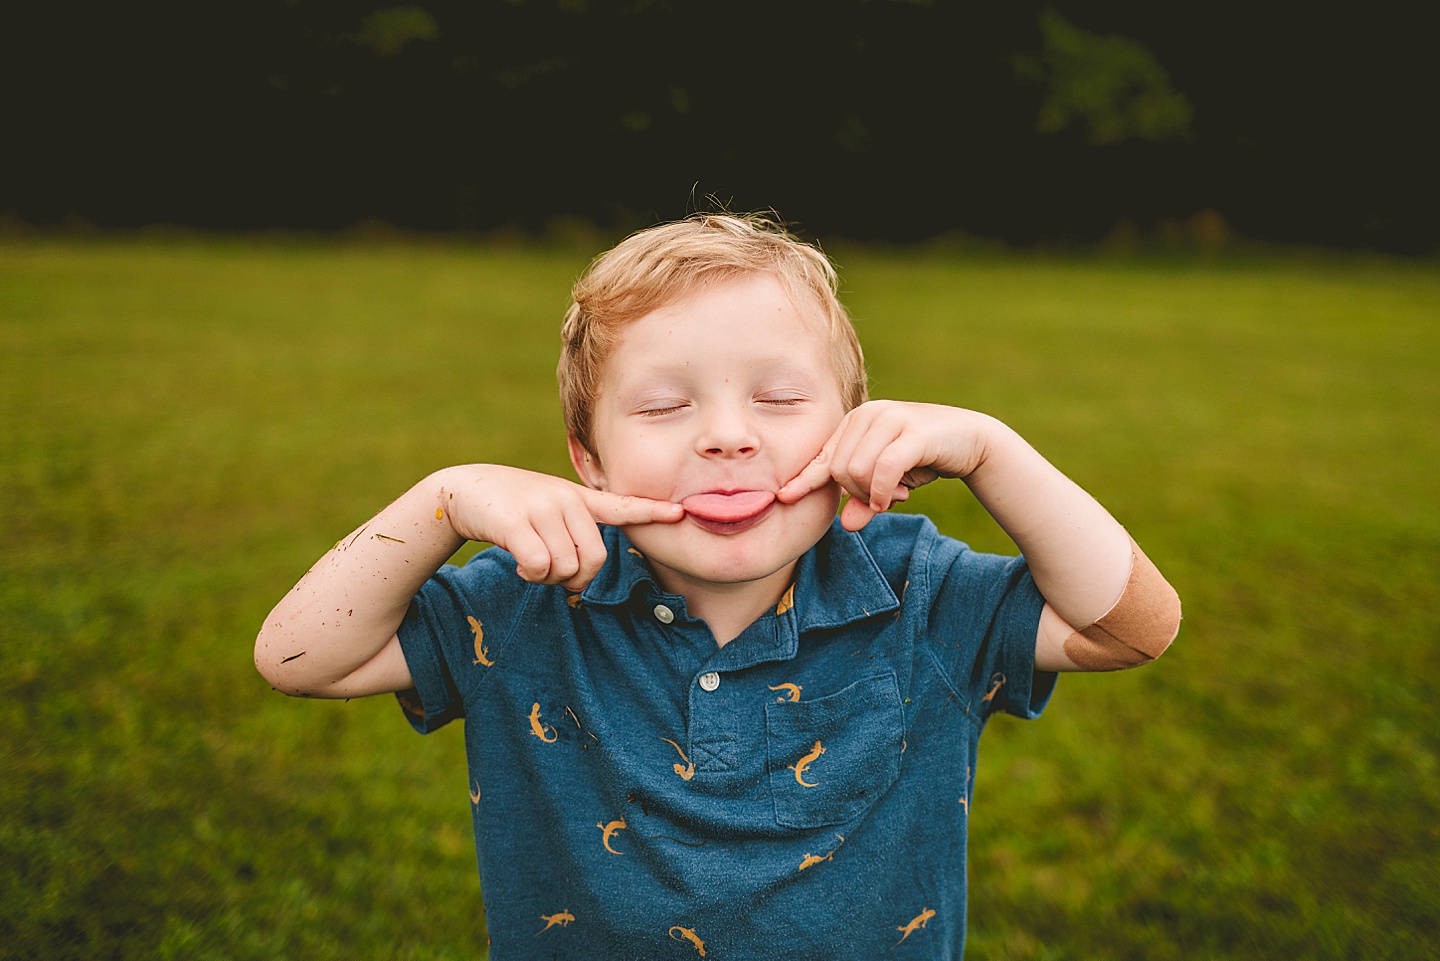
[1062,538,1182,671]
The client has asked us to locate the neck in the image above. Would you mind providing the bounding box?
[651,563,795,647]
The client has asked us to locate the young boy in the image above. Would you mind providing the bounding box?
[255,213,1180,959]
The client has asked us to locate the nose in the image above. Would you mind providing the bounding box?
[695,402,759,458]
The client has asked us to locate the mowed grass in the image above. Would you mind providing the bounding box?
[1,236,1436,960]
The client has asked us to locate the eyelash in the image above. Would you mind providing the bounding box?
[636,397,805,417]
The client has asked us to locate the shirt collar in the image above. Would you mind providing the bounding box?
[792,519,902,631]
[580,520,900,632]
[579,525,664,606]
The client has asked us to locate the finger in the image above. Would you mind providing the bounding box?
[581,488,684,526]
[901,466,941,490]
[560,502,608,590]
[777,436,841,503]
[504,524,554,583]
[514,506,582,584]
[838,494,880,532]
[865,436,929,513]
[830,415,907,511]
[796,410,878,504]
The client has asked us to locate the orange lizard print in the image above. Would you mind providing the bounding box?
[660,737,696,781]
[895,907,936,945]
[768,682,803,702]
[798,850,832,871]
[468,616,493,666]
[982,672,1006,705]
[958,765,972,812]
[627,547,645,558]
[596,818,627,855]
[668,925,706,956]
[789,740,826,787]
[797,835,844,872]
[776,584,795,615]
[566,593,583,609]
[469,781,481,805]
[536,910,574,934]
[397,692,424,718]
[528,703,558,742]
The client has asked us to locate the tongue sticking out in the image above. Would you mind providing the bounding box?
[681,491,776,523]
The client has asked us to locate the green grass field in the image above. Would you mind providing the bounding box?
[2,235,1436,960]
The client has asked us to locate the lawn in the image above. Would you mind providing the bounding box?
[2,235,1436,959]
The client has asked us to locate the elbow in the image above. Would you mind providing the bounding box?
[1063,540,1182,672]
[253,630,288,693]
[1150,595,1183,664]
[254,623,311,697]
[1063,601,1180,672]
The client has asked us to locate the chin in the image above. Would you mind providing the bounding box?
[627,493,838,590]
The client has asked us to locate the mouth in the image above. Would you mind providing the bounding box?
[680,490,777,535]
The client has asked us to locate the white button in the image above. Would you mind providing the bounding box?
[698,672,720,692]
[652,604,675,624]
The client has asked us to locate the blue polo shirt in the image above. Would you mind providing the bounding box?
[396,512,1054,960]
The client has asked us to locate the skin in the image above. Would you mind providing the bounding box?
[567,273,848,643]
[254,271,1137,698]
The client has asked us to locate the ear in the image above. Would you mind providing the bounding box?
[567,434,608,491]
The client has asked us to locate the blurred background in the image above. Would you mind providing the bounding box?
[3,3,1437,960]
[2,0,1436,251]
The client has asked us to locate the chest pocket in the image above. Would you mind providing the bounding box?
[764,672,905,829]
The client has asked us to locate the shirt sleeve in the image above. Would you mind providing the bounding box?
[393,546,528,733]
[925,534,1056,721]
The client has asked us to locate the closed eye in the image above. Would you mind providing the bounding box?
[637,404,688,417]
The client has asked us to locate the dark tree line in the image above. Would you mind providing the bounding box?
[2,0,1434,251]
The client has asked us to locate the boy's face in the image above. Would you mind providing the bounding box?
[571,272,846,602]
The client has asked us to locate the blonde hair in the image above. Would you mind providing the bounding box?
[559,212,868,451]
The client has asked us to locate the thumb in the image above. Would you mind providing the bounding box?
[580,488,684,526]
[839,495,879,532]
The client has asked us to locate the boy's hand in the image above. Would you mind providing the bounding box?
[777,401,985,531]
[439,465,683,590]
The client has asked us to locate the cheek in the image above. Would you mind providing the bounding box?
[786,412,845,469]
[596,437,683,497]
[809,480,843,517]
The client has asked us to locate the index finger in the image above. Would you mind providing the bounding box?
[777,442,838,504]
[580,488,685,526]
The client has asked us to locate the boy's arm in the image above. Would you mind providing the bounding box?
[254,465,682,698]
[777,401,1179,672]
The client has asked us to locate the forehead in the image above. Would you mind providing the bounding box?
[605,273,833,371]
